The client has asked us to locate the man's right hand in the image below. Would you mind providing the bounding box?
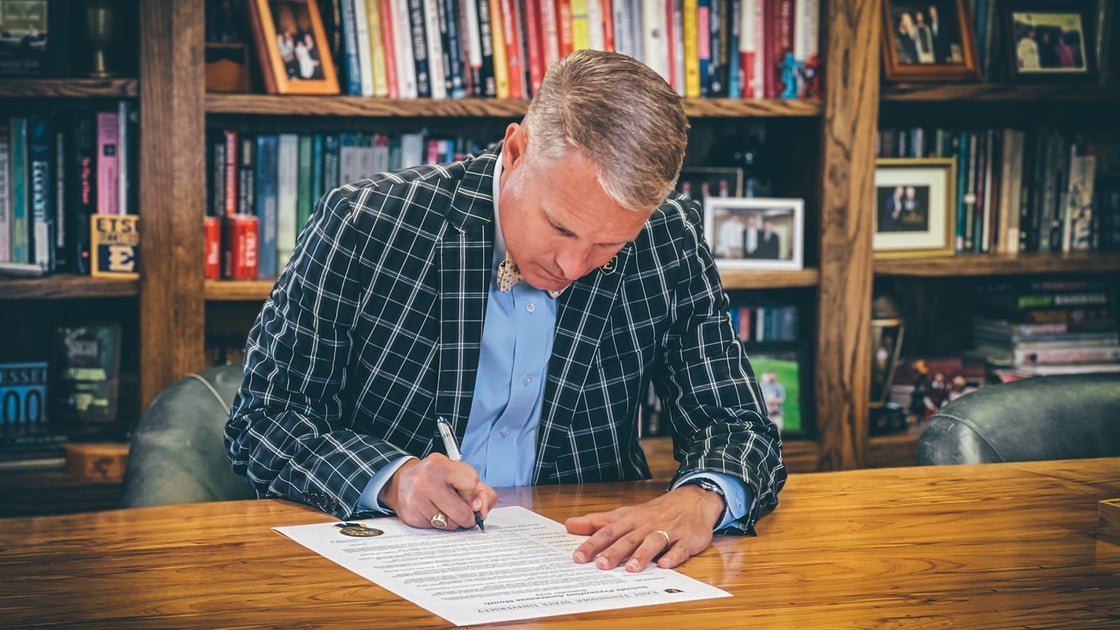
[378,454,497,529]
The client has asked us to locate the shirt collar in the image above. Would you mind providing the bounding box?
[491,151,507,266]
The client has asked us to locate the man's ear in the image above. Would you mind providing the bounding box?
[502,123,528,169]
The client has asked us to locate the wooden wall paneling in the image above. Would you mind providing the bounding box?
[815,0,880,469]
[138,1,207,408]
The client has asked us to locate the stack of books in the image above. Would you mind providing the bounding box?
[970,279,1120,380]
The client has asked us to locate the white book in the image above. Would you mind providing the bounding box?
[391,0,418,98]
[0,125,10,263]
[1003,130,1024,254]
[350,0,375,96]
[611,0,633,58]
[423,0,448,98]
[276,134,300,271]
[793,0,819,64]
[400,133,424,168]
[117,100,129,214]
[586,0,604,50]
[640,1,669,81]
[751,0,764,98]
[461,0,484,87]
[537,0,559,67]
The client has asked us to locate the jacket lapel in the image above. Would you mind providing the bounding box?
[534,243,633,482]
[434,151,497,442]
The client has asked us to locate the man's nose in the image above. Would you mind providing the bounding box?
[555,243,595,281]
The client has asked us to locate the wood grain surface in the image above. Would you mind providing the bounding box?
[2,459,1118,628]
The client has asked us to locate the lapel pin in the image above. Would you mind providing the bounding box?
[601,256,618,274]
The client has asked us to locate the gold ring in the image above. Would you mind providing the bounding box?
[430,511,448,529]
[654,529,671,548]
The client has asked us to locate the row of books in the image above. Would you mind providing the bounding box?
[968,278,1120,379]
[0,104,138,275]
[730,303,799,343]
[207,128,484,278]
[318,0,819,100]
[877,126,1120,255]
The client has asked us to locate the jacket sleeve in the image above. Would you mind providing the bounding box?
[656,197,787,534]
[225,186,410,519]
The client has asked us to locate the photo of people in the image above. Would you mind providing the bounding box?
[677,167,743,205]
[1010,11,1088,74]
[875,184,930,233]
[870,322,904,405]
[270,1,324,80]
[703,198,804,271]
[889,1,965,65]
[748,350,802,434]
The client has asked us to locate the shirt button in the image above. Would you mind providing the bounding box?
[523,375,533,386]
[526,302,535,313]
[500,428,511,438]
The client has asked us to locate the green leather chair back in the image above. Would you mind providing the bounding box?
[917,372,1120,465]
[120,364,257,507]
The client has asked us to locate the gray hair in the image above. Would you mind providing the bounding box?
[521,49,689,212]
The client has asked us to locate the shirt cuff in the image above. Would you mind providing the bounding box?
[356,455,417,514]
[674,470,754,531]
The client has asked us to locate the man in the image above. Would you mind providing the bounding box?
[927,5,952,64]
[741,213,760,258]
[759,370,786,432]
[225,50,785,574]
[716,214,745,258]
[758,218,781,259]
[880,186,903,232]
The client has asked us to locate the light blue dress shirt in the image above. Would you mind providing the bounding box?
[358,153,751,530]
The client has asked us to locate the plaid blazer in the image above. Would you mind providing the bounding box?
[226,147,786,531]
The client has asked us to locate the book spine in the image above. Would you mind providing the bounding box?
[237,134,256,216]
[352,0,376,97]
[410,0,433,97]
[424,0,448,98]
[322,134,341,191]
[522,0,545,96]
[500,0,525,98]
[441,0,468,98]
[461,0,484,96]
[254,135,279,279]
[28,114,54,272]
[339,0,364,95]
[377,0,400,98]
[391,0,419,98]
[726,0,741,97]
[310,134,324,212]
[95,111,119,215]
[555,0,574,58]
[609,0,632,58]
[297,135,314,232]
[697,0,711,96]
[53,126,67,271]
[223,129,239,216]
[683,0,700,98]
[276,134,300,271]
[475,0,498,97]
[641,0,669,82]
[367,0,391,97]
[9,117,29,264]
[0,124,9,263]
[68,112,96,275]
[1015,345,1120,366]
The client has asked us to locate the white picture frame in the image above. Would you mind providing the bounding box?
[703,197,805,271]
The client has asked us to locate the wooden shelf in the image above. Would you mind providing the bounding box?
[0,79,138,98]
[874,253,1120,277]
[882,83,1120,103]
[207,269,819,301]
[206,94,822,118]
[0,274,139,299]
[205,279,274,301]
[720,268,819,289]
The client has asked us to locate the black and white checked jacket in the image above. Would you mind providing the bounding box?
[225,147,786,532]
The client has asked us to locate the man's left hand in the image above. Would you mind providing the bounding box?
[565,484,725,572]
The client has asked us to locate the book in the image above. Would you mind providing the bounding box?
[0,123,9,263]
[9,117,29,264]
[28,112,55,272]
[0,0,71,78]
[0,361,50,438]
[49,324,122,438]
[95,110,120,215]
[90,214,139,278]
[254,134,278,279]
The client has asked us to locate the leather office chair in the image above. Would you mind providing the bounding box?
[917,372,1120,465]
[120,364,258,507]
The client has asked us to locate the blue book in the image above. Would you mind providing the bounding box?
[296,135,313,230]
[956,130,969,253]
[310,134,324,211]
[254,135,278,279]
[338,0,362,96]
[322,134,340,193]
[9,117,29,264]
[28,113,55,272]
[726,0,742,98]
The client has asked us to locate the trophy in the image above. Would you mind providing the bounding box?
[86,0,117,78]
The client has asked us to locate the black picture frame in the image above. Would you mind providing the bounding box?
[1003,0,1097,81]
[745,341,811,438]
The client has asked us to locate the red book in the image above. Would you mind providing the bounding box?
[600,0,614,52]
[556,0,573,57]
[764,0,794,98]
[522,0,545,96]
[380,0,400,98]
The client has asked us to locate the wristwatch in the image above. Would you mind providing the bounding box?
[681,477,728,518]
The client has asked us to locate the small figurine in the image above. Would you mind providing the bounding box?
[779,53,803,99]
[799,54,820,99]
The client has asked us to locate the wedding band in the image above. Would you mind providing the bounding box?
[430,511,448,530]
[654,529,672,548]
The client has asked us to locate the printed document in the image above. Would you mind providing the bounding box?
[275,505,730,626]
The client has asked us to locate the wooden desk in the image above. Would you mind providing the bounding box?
[2,459,1119,627]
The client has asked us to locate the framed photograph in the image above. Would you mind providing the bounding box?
[703,197,804,271]
[1003,0,1096,81]
[246,0,339,94]
[676,167,744,204]
[747,343,809,436]
[881,0,980,81]
[873,158,956,258]
[870,317,905,407]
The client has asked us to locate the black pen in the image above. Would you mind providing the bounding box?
[435,416,486,531]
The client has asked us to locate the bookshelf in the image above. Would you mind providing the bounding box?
[14,0,1117,491]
